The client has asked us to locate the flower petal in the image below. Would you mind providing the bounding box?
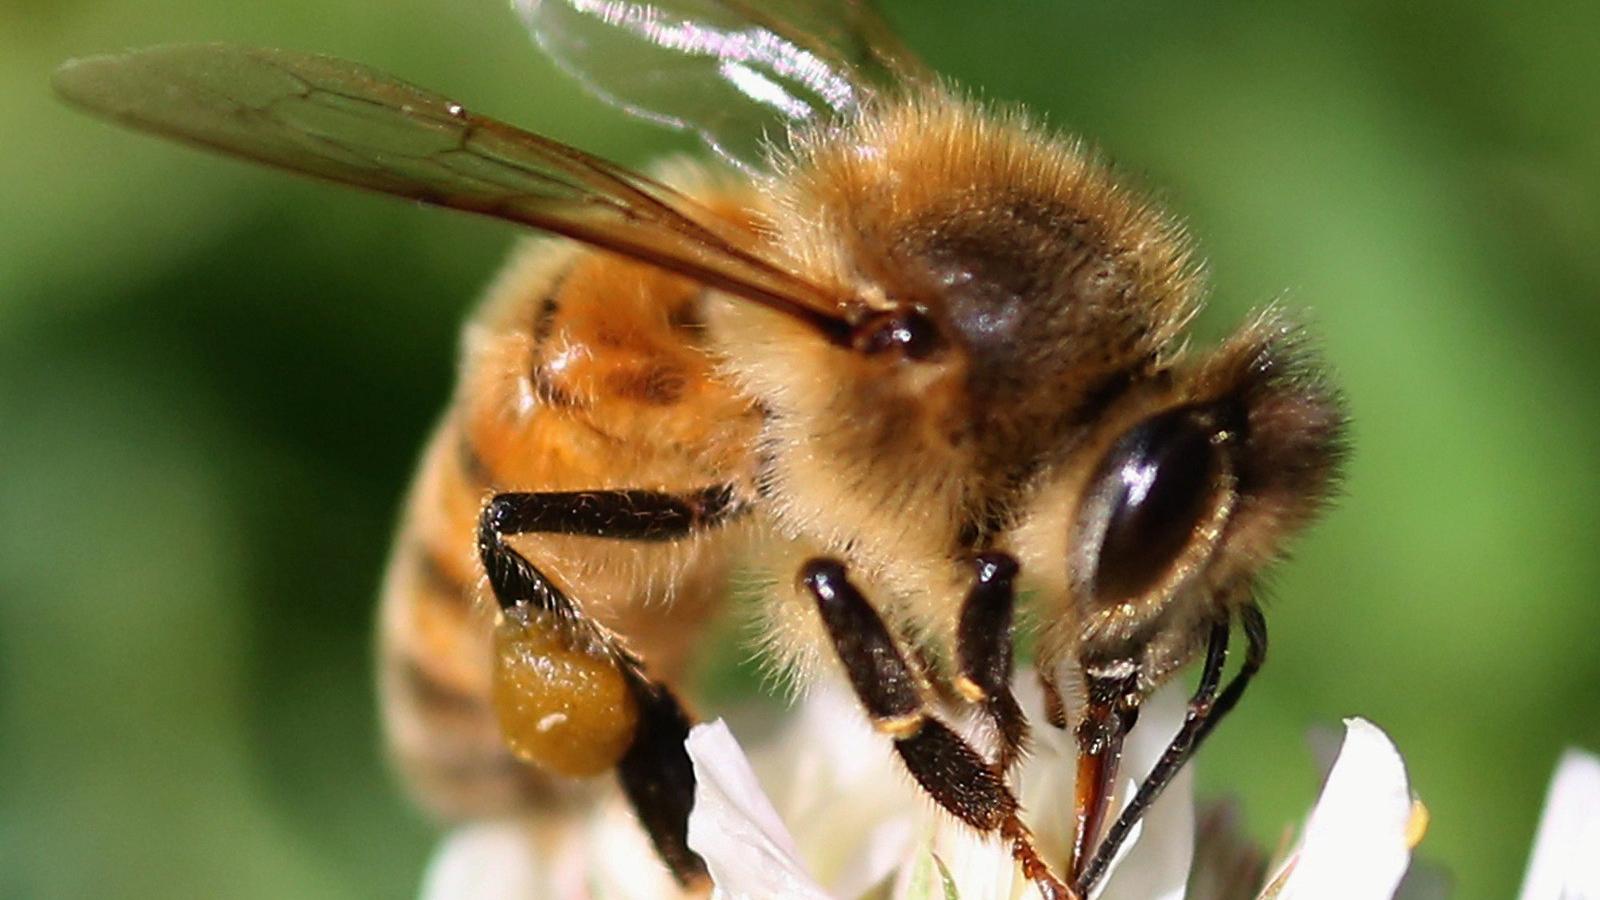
[686,719,835,900]
[768,684,921,896]
[1517,748,1600,900]
[911,818,1016,900]
[420,807,682,900]
[1097,684,1194,900]
[1270,718,1413,900]
[420,821,547,900]
[580,793,690,899]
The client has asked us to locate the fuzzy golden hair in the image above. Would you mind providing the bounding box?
[714,91,1239,682]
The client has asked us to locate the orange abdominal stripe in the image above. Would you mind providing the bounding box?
[492,611,638,779]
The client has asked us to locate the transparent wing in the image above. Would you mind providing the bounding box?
[52,44,852,336]
[517,0,931,171]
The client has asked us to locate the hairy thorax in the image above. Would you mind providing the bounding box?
[714,93,1202,599]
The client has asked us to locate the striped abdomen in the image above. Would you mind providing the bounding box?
[377,228,760,821]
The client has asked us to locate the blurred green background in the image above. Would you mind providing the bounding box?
[4,0,1598,897]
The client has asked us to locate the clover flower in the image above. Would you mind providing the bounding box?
[421,676,1597,899]
[683,679,1414,900]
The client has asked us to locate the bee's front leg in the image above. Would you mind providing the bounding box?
[1074,605,1264,893]
[476,485,742,888]
[800,559,1074,900]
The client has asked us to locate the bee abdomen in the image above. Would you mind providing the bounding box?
[378,420,544,819]
[377,229,759,823]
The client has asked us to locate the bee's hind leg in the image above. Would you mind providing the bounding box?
[476,485,743,887]
[612,666,704,886]
[800,559,1074,900]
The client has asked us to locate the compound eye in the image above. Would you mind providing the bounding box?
[1086,407,1223,601]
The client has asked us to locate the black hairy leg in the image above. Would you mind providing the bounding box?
[954,551,1031,771]
[1073,607,1265,894]
[476,485,744,887]
[800,558,1073,900]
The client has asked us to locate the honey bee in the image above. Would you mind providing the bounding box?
[55,2,1346,896]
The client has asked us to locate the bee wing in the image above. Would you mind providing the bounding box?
[53,44,852,336]
[517,0,931,171]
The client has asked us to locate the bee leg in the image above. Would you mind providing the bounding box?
[1073,605,1265,894]
[614,665,704,887]
[477,485,743,887]
[801,559,1074,900]
[480,484,741,554]
[1194,604,1268,745]
[954,552,1030,771]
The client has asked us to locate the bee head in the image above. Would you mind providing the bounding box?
[1021,312,1347,687]
[993,312,1346,877]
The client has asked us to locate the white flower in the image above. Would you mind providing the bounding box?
[434,673,1600,900]
[419,790,683,900]
[1517,748,1600,900]
[685,680,1418,900]
[1254,719,1418,900]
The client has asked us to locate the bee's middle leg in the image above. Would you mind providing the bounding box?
[800,559,1072,900]
[954,552,1031,771]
